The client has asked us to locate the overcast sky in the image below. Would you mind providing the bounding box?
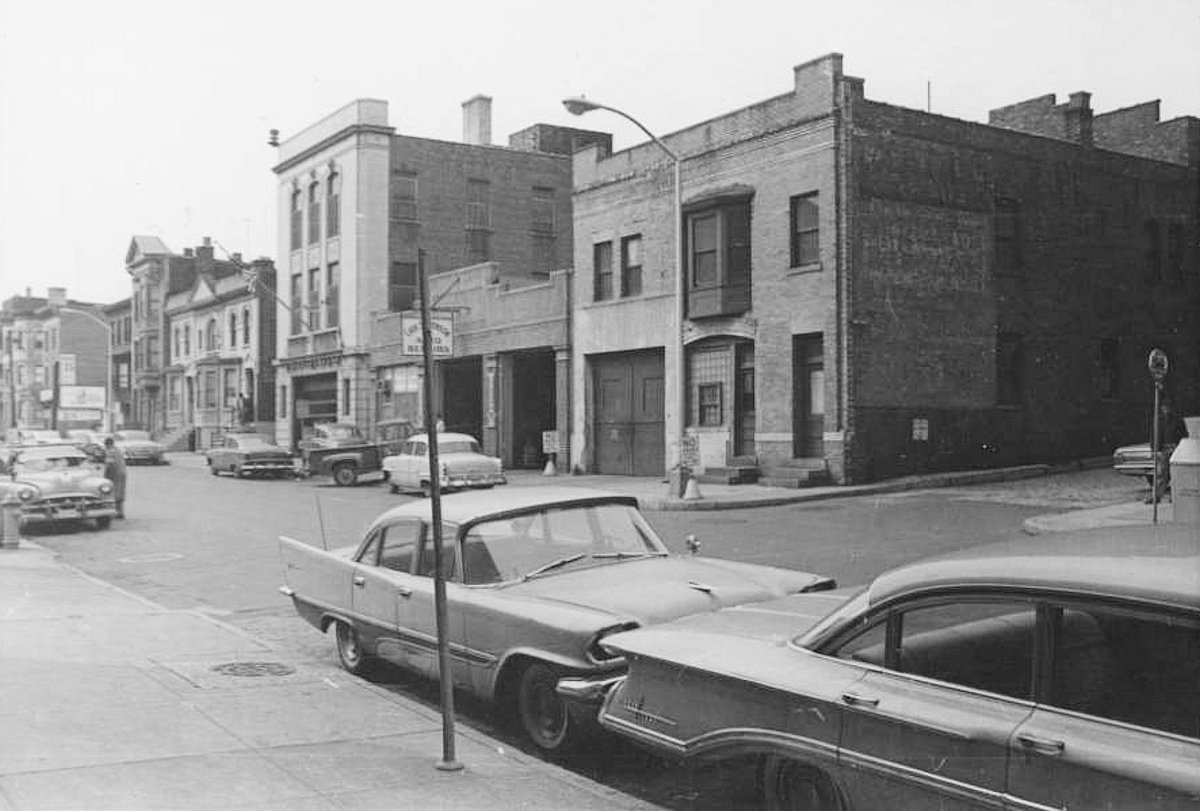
[1,0,1196,306]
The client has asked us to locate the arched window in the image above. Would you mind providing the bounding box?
[229,312,237,347]
[206,318,218,350]
[243,307,251,344]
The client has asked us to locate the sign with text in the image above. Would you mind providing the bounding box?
[60,386,106,409]
[400,312,454,357]
[541,430,559,454]
[59,354,77,386]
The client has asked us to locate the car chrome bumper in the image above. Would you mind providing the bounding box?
[444,473,507,489]
[21,502,118,522]
[556,673,626,705]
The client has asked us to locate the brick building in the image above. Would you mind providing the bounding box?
[271,97,608,453]
[0,288,109,432]
[570,53,1199,483]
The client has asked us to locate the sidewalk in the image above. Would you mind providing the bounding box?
[0,543,655,811]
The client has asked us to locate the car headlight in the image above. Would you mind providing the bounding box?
[98,482,113,494]
[17,488,35,501]
[587,622,639,663]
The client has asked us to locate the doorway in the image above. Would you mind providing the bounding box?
[792,334,824,458]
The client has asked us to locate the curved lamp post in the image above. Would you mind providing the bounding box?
[562,97,692,490]
[55,306,113,432]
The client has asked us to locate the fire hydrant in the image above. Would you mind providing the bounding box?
[0,493,23,549]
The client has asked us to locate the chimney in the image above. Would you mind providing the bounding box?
[47,287,66,308]
[462,95,493,146]
[1066,91,1093,147]
[183,248,194,257]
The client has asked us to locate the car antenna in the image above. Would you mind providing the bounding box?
[315,494,329,551]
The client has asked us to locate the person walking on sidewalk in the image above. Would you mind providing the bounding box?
[103,436,128,519]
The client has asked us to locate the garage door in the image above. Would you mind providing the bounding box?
[593,350,664,476]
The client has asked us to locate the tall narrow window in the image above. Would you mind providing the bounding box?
[341,378,351,416]
[391,171,418,221]
[326,169,341,238]
[206,318,218,351]
[307,268,321,331]
[307,181,321,245]
[620,235,643,297]
[466,179,491,229]
[223,368,238,408]
[1144,220,1162,284]
[690,213,718,286]
[790,193,819,267]
[183,325,190,355]
[389,261,417,312]
[994,197,1022,274]
[229,312,238,347]
[279,384,288,419]
[698,383,723,426]
[593,241,613,301]
[290,188,302,250]
[531,186,555,234]
[996,332,1023,406]
[290,274,303,335]
[1100,338,1119,399]
[325,263,340,328]
[242,307,251,345]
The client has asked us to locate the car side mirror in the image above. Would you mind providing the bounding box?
[685,534,700,556]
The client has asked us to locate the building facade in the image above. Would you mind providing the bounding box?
[271,97,608,451]
[0,288,109,432]
[570,53,1199,483]
[163,257,278,448]
[103,297,133,430]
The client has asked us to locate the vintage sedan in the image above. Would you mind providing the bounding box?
[207,433,295,478]
[1113,441,1174,483]
[278,487,834,753]
[382,432,506,496]
[3,444,118,530]
[113,429,167,465]
[583,526,1200,810]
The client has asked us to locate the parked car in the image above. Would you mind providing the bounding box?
[207,433,295,478]
[278,486,834,753]
[298,422,385,487]
[2,444,118,530]
[16,429,66,446]
[1112,441,1174,483]
[112,429,167,465]
[382,432,506,496]
[580,526,1200,810]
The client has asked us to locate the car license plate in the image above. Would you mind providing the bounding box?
[54,508,82,519]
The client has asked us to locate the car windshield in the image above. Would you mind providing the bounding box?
[440,439,481,454]
[16,449,88,472]
[320,425,361,440]
[460,503,667,585]
[116,431,151,442]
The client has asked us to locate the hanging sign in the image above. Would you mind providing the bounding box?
[400,312,454,357]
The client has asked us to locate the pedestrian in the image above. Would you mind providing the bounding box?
[103,436,128,519]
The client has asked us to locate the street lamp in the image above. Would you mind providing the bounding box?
[563,96,695,495]
[55,307,114,433]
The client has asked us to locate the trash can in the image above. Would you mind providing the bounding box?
[1169,417,1200,524]
[0,494,22,549]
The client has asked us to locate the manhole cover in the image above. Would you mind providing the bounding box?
[210,661,296,678]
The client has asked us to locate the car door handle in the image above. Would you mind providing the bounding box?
[841,692,880,708]
[353,576,366,587]
[396,586,412,598]
[1016,733,1065,756]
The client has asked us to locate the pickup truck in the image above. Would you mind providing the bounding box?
[298,422,386,486]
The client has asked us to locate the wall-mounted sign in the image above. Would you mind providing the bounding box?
[912,417,930,441]
[1148,348,1169,382]
[60,386,106,409]
[542,430,559,454]
[400,312,454,357]
[59,354,77,386]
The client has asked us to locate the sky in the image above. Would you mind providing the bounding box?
[1,0,1197,306]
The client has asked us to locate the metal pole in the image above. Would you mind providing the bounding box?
[1152,380,1162,524]
[419,249,462,772]
[673,154,687,478]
